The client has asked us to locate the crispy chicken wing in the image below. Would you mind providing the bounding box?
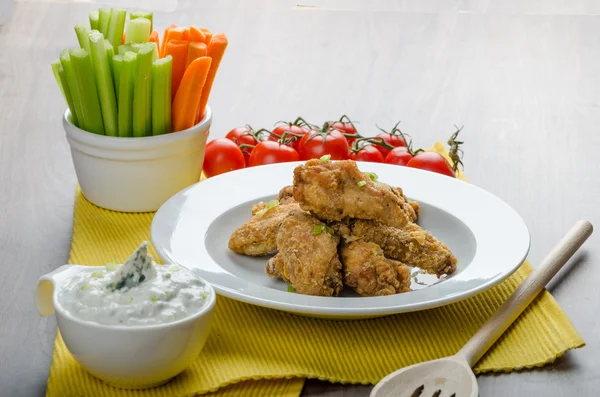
[265,211,343,296]
[351,220,457,276]
[341,241,411,296]
[278,185,295,204]
[229,202,300,256]
[293,159,412,228]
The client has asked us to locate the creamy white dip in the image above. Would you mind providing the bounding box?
[58,242,210,326]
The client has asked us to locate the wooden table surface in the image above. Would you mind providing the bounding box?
[1,0,599,395]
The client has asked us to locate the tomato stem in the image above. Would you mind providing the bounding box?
[447,125,464,173]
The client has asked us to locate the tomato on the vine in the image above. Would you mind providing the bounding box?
[349,144,384,162]
[329,115,360,145]
[203,138,246,178]
[248,140,300,166]
[385,146,413,166]
[298,127,350,160]
[406,152,455,177]
[269,124,309,150]
[374,122,407,158]
[225,125,262,164]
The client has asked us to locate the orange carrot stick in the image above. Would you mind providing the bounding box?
[167,27,186,43]
[122,32,126,45]
[199,28,212,45]
[161,24,177,57]
[172,56,212,132]
[165,40,189,101]
[189,26,206,43]
[183,28,190,41]
[149,30,160,48]
[186,41,207,67]
[196,33,228,122]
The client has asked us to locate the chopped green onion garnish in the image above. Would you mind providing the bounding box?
[287,285,296,293]
[91,271,104,278]
[105,261,118,271]
[312,225,334,235]
[372,249,378,256]
[365,172,378,181]
[200,292,209,299]
[256,199,280,217]
[357,180,367,187]
[320,154,331,163]
[97,8,111,36]
[163,273,171,279]
[170,265,181,272]
[150,295,158,302]
[120,296,133,304]
[81,284,89,291]
[89,30,118,137]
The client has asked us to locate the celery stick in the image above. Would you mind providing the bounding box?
[112,54,123,97]
[126,18,151,43]
[69,48,104,135]
[106,8,126,50]
[130,11,153,31]
[98,8,111,36]
[51,60,79,126]
[74,24,91,53]
[89,10,99,31]
[105,40,114,82]
[118,43,134,55]
[89,31,118,136]
[132,43,154,137]
[131,43,157,60]
[151,55,172,135]
[59,50,84,127]
[118,52,137,137]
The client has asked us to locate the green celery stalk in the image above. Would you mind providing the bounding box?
[118,51,138,137]
[132,43,154,137]
[126,18,151,43]
[105,40,115,83]
[59,50,84,127]
[130,11,153,31]
[98,8,111,36]
[112,54,123,97]
[51,59,78,126]
[89,31,118,136]
[74,24,91,53]
[118,43,134,55]
[69,48,104,135]
[131,43,157,60]
[89,10,99,31]
[106,8,126,50]
[151,55,172,135]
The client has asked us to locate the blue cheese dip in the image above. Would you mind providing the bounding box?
[58,242,210,326]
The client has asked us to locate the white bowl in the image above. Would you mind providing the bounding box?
[36,264,216,389]
[63,107,212,213]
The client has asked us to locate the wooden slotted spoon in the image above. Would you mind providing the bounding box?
[371,220,593,397]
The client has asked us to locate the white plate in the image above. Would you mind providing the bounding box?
[151,161,530,319]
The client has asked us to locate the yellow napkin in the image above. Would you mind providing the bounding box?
[46,143,584,397]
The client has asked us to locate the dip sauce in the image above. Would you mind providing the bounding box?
[58,242,210,326]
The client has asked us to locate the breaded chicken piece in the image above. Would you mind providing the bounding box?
[265,211,343,296]
[341,241,411,296]
[293,159,412,228]
[229,202,300,256]
[351,220,457,277]
[278,185,295,204]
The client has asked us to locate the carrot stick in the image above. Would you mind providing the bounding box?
[199,28,212,45]
[196,33,228,122]
[122,32,126,45]
[172,56,212,132]
[166,27,186,43]
[183,28,190,41]
[149,30,159,48]
[189,26,205,43]
[165,40,189,101]
[161,24,177,57]
[186,41,207,67]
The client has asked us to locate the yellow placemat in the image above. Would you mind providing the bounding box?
[46,143,584,397]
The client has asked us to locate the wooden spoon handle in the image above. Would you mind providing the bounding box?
[457,220,593,368]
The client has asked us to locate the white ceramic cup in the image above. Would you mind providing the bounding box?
[36,264,216,389]
[63,107,212,212]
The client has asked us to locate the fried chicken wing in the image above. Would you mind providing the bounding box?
[278,185,295,204]
[265,211,343,296]
[351,220,457,276]
[229,202,300,256]
[341,241,411,296]
[293,159,412,228]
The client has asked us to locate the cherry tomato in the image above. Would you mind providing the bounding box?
[249,140,300,166]
[374,133,406,158]
[203,138,246,178]
[225,126,260,163]
[385,146,413,166]
[298,130,350,160]
[406,151,455,177]
[269,124,309,150]
[330,121,360,144]
[349,145,384,163]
